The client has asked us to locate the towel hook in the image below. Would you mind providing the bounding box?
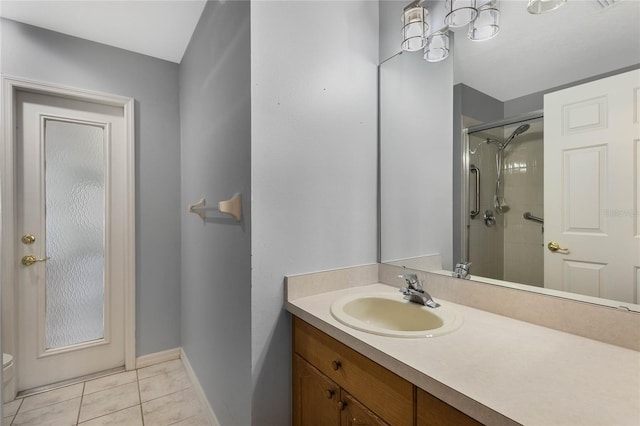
[188,193,242,222]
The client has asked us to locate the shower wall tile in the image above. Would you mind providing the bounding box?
[503,121,543,285]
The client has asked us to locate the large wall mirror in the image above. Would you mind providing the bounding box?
[380,0,640,311]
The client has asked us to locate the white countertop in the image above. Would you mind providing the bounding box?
[286,283,640,426]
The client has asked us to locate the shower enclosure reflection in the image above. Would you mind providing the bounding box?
[465,117,543,286]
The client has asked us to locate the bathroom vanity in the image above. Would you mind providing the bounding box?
[286,264,640,425]
[293,317,480,425]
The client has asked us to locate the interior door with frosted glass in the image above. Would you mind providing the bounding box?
[16,91,126,391]
[544,69,640,304]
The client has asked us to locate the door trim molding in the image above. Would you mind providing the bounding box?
[1,76,136,371]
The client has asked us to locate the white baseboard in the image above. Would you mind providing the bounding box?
[135,347,181,369]
[180,348,220,426]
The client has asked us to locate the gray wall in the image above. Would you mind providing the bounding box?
[503,63,640,117]
[0,18,182,356]
[250,1,379,423]
[380,51,454,268]
[178,2,252,425]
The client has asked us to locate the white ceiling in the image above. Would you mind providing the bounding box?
[452,0,640,101]
[1,0,637,100]
[0,0,207,63]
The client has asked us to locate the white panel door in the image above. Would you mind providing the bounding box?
[544,69,640,303]
[16,91,127,390]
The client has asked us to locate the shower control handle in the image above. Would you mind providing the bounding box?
[21,255,50,266]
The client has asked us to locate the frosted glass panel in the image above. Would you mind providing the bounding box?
[45,120,105,349]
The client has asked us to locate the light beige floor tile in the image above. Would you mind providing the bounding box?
[84,370,137,395]
[78,381,140,423]
[79,405,143,426]
[142,388,203,426]
[4,415,15,425]
[136,359,183,380]
[12,397,80,426]
[19,383,83,413]
[139,367,190,402]
[170,414,212,425]
[4,398,22,416]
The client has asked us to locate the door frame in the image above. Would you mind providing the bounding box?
[1,76,136,373]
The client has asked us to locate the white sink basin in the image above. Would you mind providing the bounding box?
[330,292,463,338]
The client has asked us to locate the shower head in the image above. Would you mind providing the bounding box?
[513,123,531,137]
[503,124,530,149]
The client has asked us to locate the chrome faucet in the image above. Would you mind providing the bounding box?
[398,274,440,308]
[452,262,472,279]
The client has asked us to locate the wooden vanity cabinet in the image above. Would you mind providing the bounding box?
[293,354,388,426]
[293,317,412,426]
[293,354,341,425]
[292,317,483,426]
[416,389,482,426]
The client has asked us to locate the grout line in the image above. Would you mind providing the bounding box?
[136,368,145,426]
[10,360,189,426]
[74,381,140,425]
[75,382,85,425]
[137,360,183,381]
[138,403,144,426]
[166,414,198,426]
[77,404,141,425]
[17,367,125,399]
[140,384,192,405]
[11,397,24,423]
[15,384,84,415]
[82,371,138,397]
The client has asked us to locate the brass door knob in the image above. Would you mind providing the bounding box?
[21,255,50,266]
[21,234,36,245]
[331,360,341,371]
[325,389,334,399]
[547,242,569,253]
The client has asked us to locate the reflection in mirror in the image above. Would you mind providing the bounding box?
[379,0,640,310]
[465,116,544,286]
[380,50,453,272]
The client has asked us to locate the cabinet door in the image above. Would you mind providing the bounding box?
[340,390,389,426]
[293,354,341,426]
[293,317,414,425]
[417,388,482,426]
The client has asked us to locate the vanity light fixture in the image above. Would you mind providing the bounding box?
[401,0,429,52]
[468,0,500,41]
[424,30,450,62]
[444,0,478,28]
[526,0,566,14]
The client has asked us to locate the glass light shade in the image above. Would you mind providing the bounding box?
[424,31,450,62]
[444,0,478,27]
[527,0,566,14]
[401,4,429,52]
[468,0,500,41]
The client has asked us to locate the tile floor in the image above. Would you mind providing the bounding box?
[3,359,210,426]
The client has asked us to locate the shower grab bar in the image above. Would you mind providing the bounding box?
[523,211,544,224]
[470,165,480,218]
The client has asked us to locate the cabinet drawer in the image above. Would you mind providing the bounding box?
[293,318,414,426]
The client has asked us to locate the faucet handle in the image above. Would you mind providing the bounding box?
[453,262,472,279]
[398,273,422,291]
